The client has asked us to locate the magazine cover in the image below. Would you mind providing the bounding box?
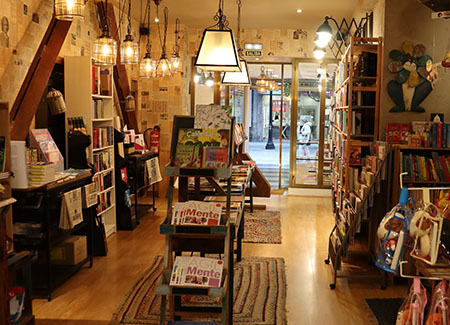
[349,146,362,164]
[145,156,163,185]
[170,256,223,288]
[180,201,222,226]
[194,105,232,129]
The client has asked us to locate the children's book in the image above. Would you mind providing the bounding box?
[175,144,201,168]
[349,146,361,164]
[170,256,223,287]
[202,147,228,168]
[194,105,232,129]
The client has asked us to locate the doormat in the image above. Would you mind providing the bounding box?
[365,298,404,325]
[244,210,282,244]
[112,256,287,325]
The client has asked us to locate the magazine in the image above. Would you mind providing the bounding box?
[171,201,222,226]
[170,256,223,288]
[145,156,163,185]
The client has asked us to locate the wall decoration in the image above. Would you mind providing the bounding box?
[387,41,433,113]
[32,13,39,24]
[23,5,28,15]
[1,16,9,48]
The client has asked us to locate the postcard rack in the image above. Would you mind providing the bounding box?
[325,146,393,289]
[156,116,237,324]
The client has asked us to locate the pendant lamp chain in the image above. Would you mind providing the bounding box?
[209,0,230,30]
[236,0,242,55]
[146,0,151,53]
[127,0,132,35]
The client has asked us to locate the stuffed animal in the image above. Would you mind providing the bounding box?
[410,210,432,258]
[377,212,406,240]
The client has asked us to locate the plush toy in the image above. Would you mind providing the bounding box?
[377,212,406,240]
[410,210,433,258]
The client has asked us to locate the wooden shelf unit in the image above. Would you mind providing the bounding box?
[65,56,116,237]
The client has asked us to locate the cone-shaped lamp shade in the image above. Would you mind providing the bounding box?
[222,59,250,85]
[195,29,241,72]
[316,19,332,45]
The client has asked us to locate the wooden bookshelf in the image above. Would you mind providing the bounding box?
[64,56,116,237]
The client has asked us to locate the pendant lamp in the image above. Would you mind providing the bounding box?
[55,0,85,20]
[195,0,241,72]
[93,0,117,66]
[170,18,182,73]
[222,0,250,85]
[155,7,173,77]
[120,0,139,64]
[140,0,157,77]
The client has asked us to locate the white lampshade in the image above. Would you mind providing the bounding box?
[55,0,85,20]
[313,46,326,60]
[195,29,241,72]
[222,59,250,85]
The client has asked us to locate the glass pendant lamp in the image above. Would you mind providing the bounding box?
[93,0,117,66]
[120,0,139,64]
[55,0,85,20]
[140,0,156,78]
[155,7,173,77]
[170,18,182,73]
[195,0,240,72]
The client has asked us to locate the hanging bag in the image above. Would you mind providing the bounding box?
[396,277,428,325]
[425,280,450,325]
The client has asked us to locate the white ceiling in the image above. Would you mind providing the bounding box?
[127,0,360,30]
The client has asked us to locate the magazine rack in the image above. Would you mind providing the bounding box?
[325,146,393,289]
[157,115,236,324]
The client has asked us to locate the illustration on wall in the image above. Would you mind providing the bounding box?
[387,41,434,113]
[1,16,9,48]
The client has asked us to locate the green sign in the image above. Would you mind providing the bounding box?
[245,50,262,57]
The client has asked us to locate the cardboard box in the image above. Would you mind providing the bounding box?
[51,236,87,265]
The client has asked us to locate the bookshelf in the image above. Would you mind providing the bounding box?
[391,146,450,206]
[327,37,388,289]
[64,56,116,237]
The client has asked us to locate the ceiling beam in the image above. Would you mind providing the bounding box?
[97,1,140,133]
[10,17,72,141]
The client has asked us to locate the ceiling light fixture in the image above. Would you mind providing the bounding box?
[55,0,85,20]
[140,0,156,78]
[170,18,182,73]
[313,46,326,59]
[222,0,250,85]
[93,0,117,66]
[206,73,215,87]
[195,0,241,72]
[120,0,139,64]
[297,9,302,13]
[153,0,162,22]
[155,7,172,77]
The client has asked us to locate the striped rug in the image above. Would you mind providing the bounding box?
[244,210,282,244]
[112,256,287,325]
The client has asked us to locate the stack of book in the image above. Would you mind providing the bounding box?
[171,201,222,226]
[27,162,55,186]
[93,151,112,173]
[92,127,113,149]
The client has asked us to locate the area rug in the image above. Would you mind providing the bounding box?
[244,210,282,244]
[365,298,404,325]
[112,256,287,325]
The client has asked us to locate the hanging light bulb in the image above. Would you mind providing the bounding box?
[155,7,173,77]
[93,0,117,66]
[120,0,139,64]
[313,46,326,60]
[140,0,156,77]
[206,73,215,87]
[153,0,161,22]
[170,18,182,73]
[55,0,85,20]
[256,66,268,87]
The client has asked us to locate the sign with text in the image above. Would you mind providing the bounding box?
[245,50,262,57]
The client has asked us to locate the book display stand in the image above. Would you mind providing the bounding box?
[326,37,395,289]
[157,116,238,324]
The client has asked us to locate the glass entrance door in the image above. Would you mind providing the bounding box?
[291,60,337,188]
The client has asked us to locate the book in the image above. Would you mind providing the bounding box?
[194,105,232,129]
[349,146,361,164]
[385,123,411,144]
[202,147,228,168]
[0,136,5,172]
[145,157,163,185]
[175,144,201,168]
[170,256,223,287]
[390,230,405,270]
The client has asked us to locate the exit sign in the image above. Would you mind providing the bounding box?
[245,50,262,57]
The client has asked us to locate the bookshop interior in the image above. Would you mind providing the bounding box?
[1,0,450,324]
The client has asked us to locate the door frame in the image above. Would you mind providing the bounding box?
[290,58,339,188]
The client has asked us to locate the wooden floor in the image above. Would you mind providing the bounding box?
[33,193,408,324]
